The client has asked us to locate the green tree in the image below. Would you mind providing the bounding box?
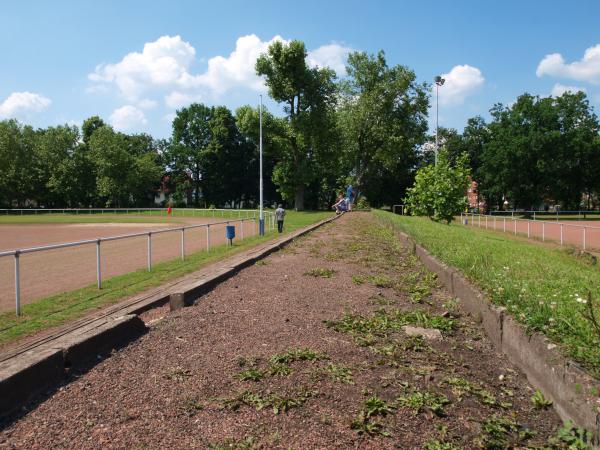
[338,51,429,207]
[404,150,471,223]
[256,39,337,209]
[81,116,106,145]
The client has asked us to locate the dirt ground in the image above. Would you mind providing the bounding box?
[0,216,257,311]
[0,213,564,449]
[465,216,600,252]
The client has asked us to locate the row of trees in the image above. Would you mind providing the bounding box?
[443,91,600,210]
[0,41,430,209]
[2,39,599,211]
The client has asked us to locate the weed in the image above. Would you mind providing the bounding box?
[304,267,336,278]
[208,436,257,450]
[255,260,269,266]
[443,377,496,406]
[396,391,450,416]
[352,275,365,285]
[269,347,328,365]
[530,389,553,409]
[325,363,354,384]
[424,440,460,450]
[367,275,394,288]
[237,369,264,382]
[222,389,314,415]
[475,415,534,449]
[351,395,394,437]
[547,420,593,449]
[164,366,192,382]
[443,298,460,311]
[267,363,293,377]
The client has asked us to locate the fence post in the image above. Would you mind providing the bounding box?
[14,251,21,316]
[96,240,102,289]
[253,218,256,236]
[206,225,211,252]
[147,232,152,271]
[241,220,244,240]
[583,227,587,250]
[493,217,496,230]
[514,219,516,235]
[533,211,536,221]
[485,216,488,229]
[181,228,185,261]
[542,222,545,241]
[503,217,506,232]
[478,215,481,227]
[527,221,530,238]
[560,224,563,246]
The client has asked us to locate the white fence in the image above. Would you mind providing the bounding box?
[0,208,275,316]
[392,204,405,215]
[488,210,600,221]
[460,213,600,253]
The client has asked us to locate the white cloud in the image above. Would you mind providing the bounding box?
[537,44,600,84]
[186,34,287,95]
[89,34,355,112]
[307,43,353,75]
[89,35,196,100]
[0,91,51,118]
[109,105,147,131]
[550,83,586,97]
[437,65,485,106]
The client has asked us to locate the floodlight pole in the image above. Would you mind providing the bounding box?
[259,95,265,236]
[434,75,445,166]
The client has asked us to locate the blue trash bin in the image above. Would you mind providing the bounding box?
[226,225,235,245]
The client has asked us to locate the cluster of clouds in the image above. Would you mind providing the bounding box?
[86,34,353,130]
[3,36,600,131]
[537,43,600,93]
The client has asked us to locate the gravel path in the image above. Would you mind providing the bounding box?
[0,213,563,449]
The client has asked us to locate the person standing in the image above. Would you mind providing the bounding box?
[275,204,285,233]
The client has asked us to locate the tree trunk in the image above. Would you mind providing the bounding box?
[295,184,305,211]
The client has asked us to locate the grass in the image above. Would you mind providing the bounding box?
[376,210,600,379]
[0,210,331,347]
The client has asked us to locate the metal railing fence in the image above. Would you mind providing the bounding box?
[0,207,274,219]
[488,210,600,221]
[460,213,600,253]
[0,209,276,316]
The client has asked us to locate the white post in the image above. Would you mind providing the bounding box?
[15,251,21,316]
[503,217,506,232]
[583,227,587,250]
[527,221,530,238]
[493,217,496,230]
[181,228,185,261]
[96,240,102,289]
[560,224,563,245]
[514,219,516,235]
[259,95,264,236]
[485,216,488,229]
[147,232,152,271]
[206,225,211,252]
[241,220,244,240]
[542,222,545,241]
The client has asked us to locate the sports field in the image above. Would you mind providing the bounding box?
[0,214,256,312]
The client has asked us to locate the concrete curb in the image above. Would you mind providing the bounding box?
[0,214,339,419]
[386,221,600,438]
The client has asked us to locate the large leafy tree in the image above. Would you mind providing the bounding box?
[256,39,337,209]
[0,120,37,207]
[476,92,600,210]
[337,51,429,207]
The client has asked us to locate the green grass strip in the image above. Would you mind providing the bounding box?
[0,211,331,347]
[375,210,600,378]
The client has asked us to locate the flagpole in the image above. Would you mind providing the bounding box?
[259,95,264,236]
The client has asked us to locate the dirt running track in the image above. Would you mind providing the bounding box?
[465,216,600,252]
[0,213,563,449]
[0,216,256,312]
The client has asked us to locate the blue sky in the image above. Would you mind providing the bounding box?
[1,0,599,138]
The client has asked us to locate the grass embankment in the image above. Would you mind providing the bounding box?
[0,211,331,347]
[375,210,600,379]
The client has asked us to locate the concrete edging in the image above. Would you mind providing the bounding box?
[388,223,600,438]
[0,214,339,419]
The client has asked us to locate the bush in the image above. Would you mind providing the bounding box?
[404,150,470,224]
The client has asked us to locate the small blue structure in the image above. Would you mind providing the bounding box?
[226,225,235,245]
